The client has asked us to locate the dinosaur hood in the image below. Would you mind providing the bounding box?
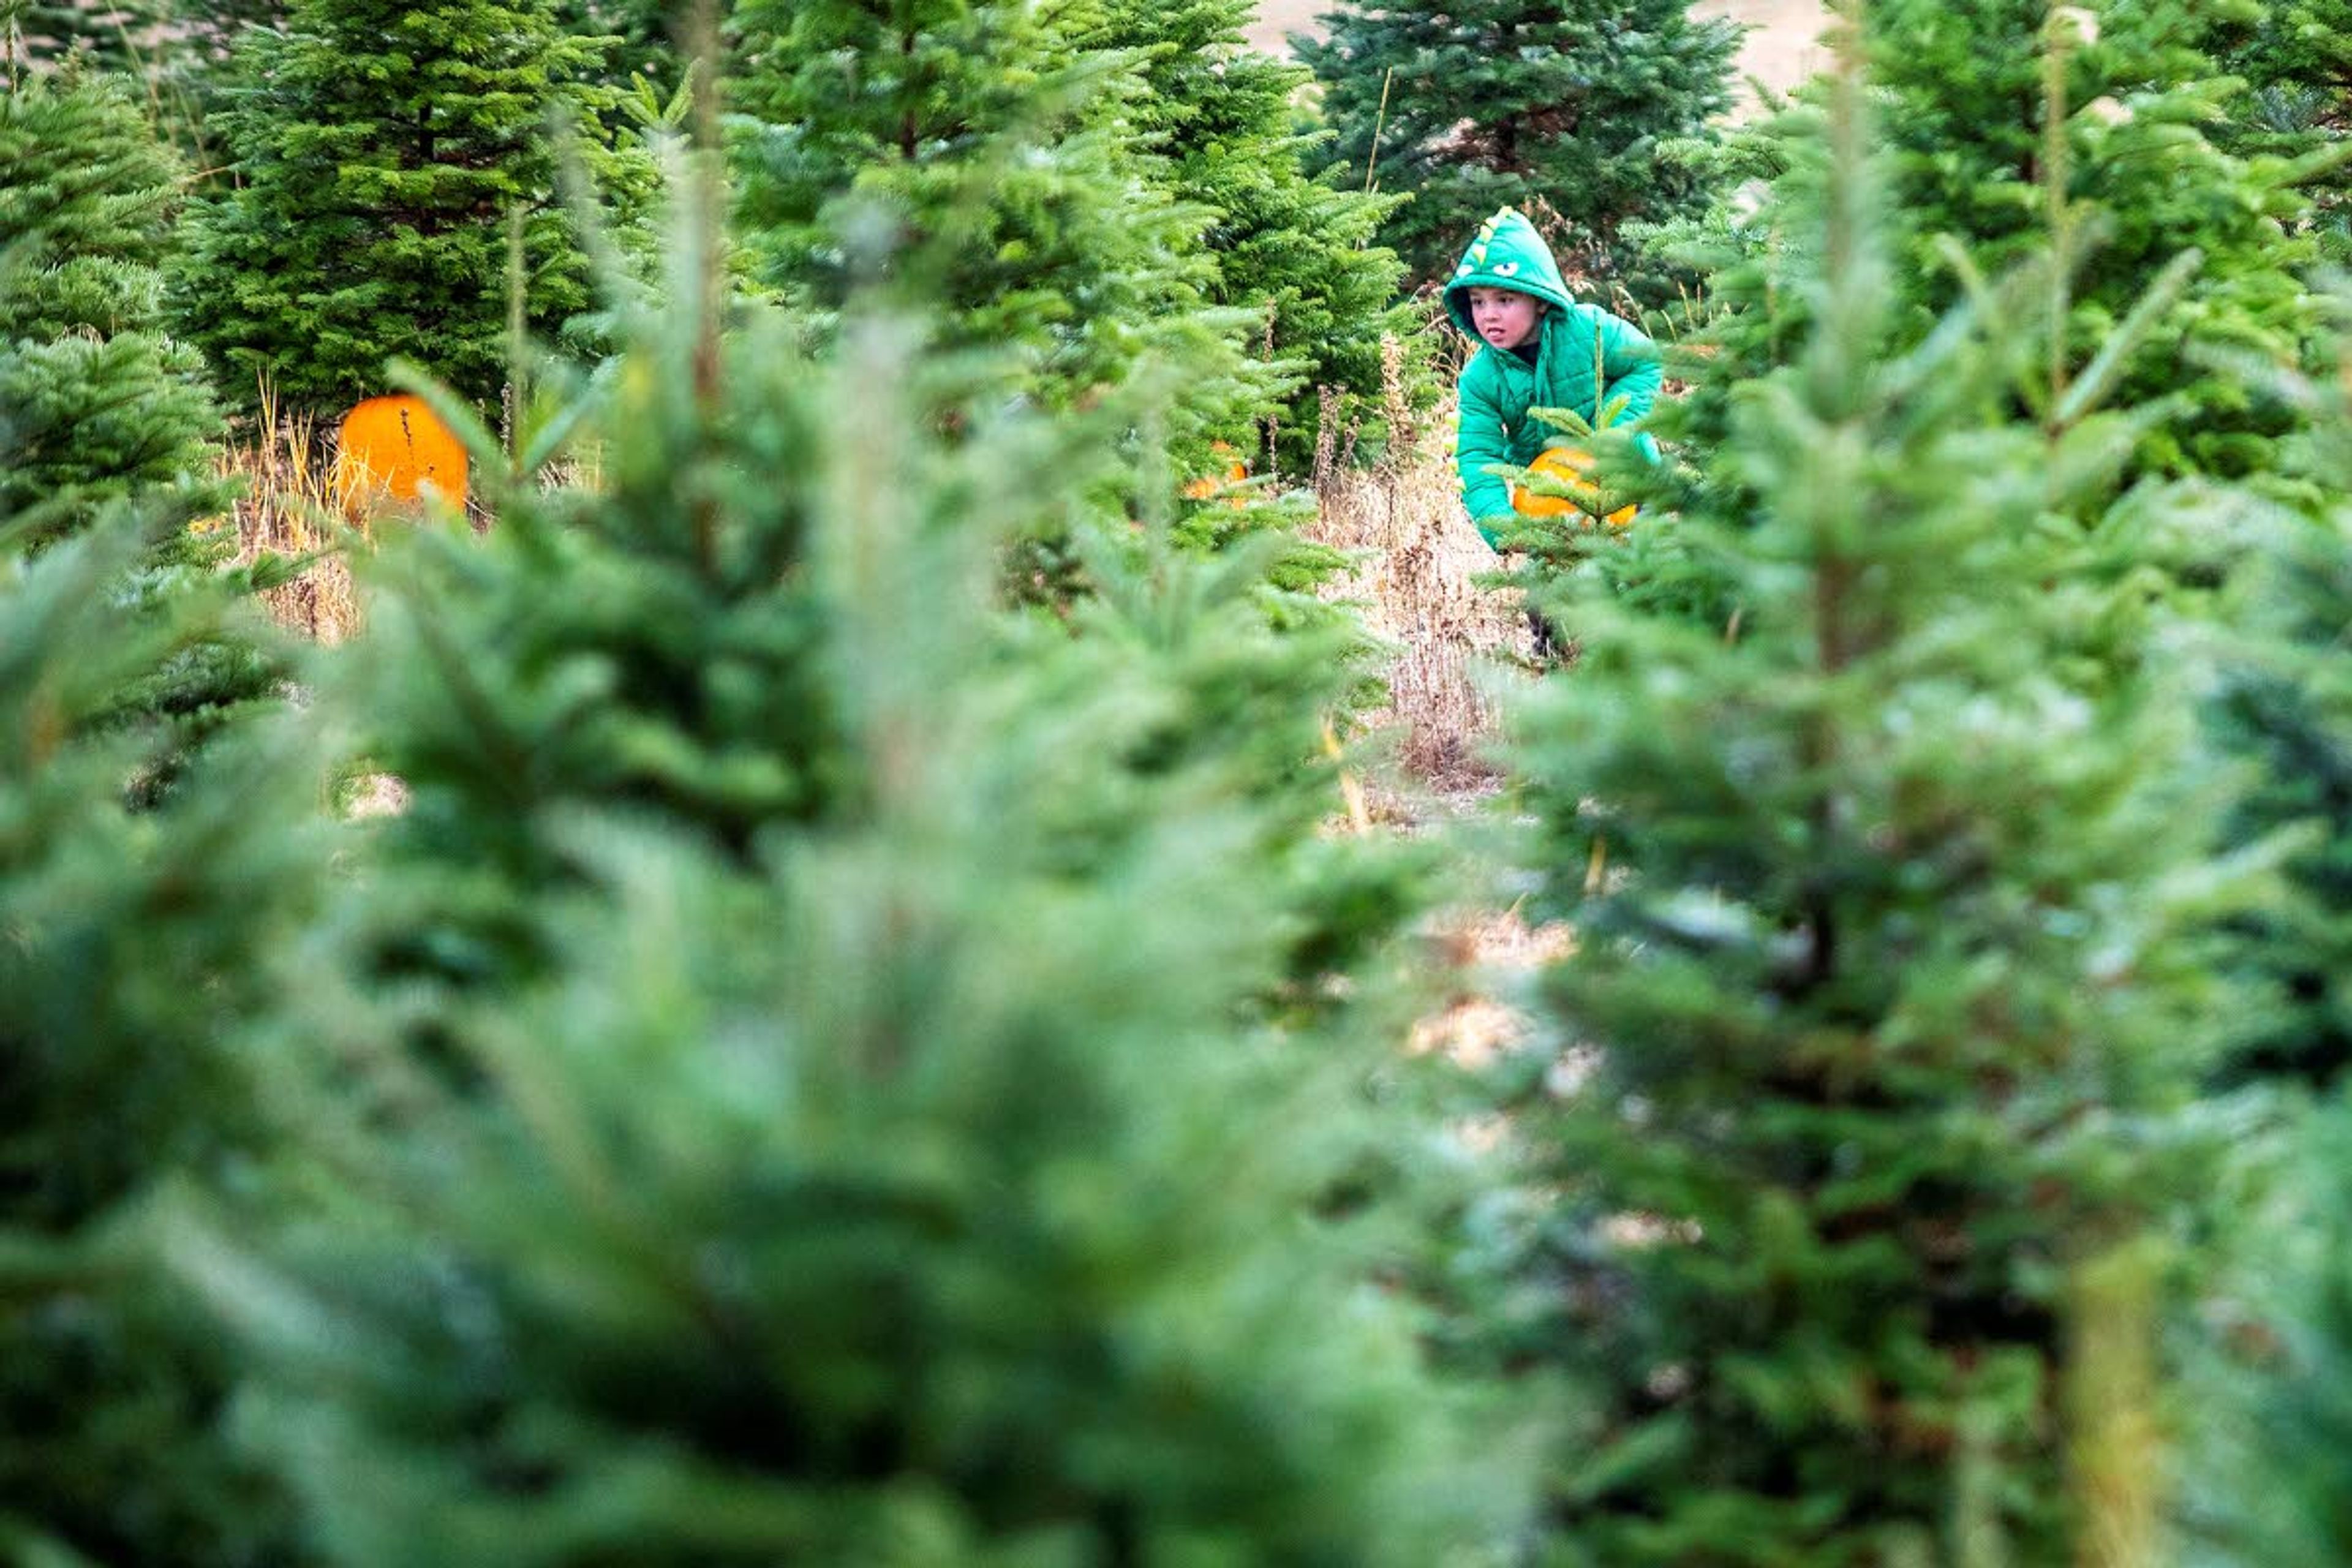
[1442,207,1577,341]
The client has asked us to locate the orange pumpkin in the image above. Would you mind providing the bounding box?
[333,394,469,512]
[1181,440,1252,505]
[1512,445,1636,527]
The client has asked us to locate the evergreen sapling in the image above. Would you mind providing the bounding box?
[1479,59,2260,1564]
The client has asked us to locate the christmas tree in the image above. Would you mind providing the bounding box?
[171,0,636,418]
[1479,61,2253,1562]
[2211,0,2352,265]
[0,506,318,1563]
[163,168,1521,1566]
[727,0,1277,432]
[1091,0,1421,472]
[1295,0,1741,299]
[0,66,218,533]
[1656,0,2330,515]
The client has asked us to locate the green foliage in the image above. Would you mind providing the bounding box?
[727,0,1280,433]
[2182,1091,2352,1568]
[154,177,1518,1565]
[193,821,1510,1564]
[0,512,316,1567]
[170,0,641,418]
[1295,0,1741,302]
[1,66,288,780]
[2206,0,2352,265]
[1659,0,2331,515]
[2203,314,2352,1089]
[0,67,219,530]
[1479,75,2254,1563]
[321,164,1417,1020]
[1090,0,1423,472]
[551,0,676,94]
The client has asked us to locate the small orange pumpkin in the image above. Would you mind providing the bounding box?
[1512,445,1636,527]
[1180,440,1253,505]
[333,393,469,512]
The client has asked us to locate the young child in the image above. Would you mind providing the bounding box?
[1445,206,1662,549]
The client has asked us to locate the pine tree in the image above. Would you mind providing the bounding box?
[2184,1091,2352,1568]
[2,65,293,775]
[1476,67,2253,1563]
[0,66,219,534]
[0,507,319,1564]
[551,0,676,93]
[726,0,1277,432]
[2211,0,2352,265]
[1,0,173,72]
[1295,0,1741,299]
[1090,0,1422,473]
[313,151,1419,1020]
[161,176,1520,1568]
[1657,0,2329,516]
[171,0,632,418]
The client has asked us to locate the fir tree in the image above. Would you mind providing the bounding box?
[2211,0,2352,265]
[1657,0,2330,517]
[2,66,292,774]
[164,179,1519,1567]
[316,156,1420,1022]
[0,66,218,533]
[726,0,1278,432]
[0,509,319,1566]
[171,0,633,418]
[1477,67,2253,1563]
[1295,0,1741,299]
[552,0,676,93]
[1090,0,1422,472]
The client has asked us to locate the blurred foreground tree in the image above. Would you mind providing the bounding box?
[161,157,1523,1567]
[0,505,318,1562]
[1477,61,2256,1564]
[2185,1091,2352,1567]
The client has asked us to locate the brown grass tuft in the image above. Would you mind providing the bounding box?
[206,388,366,644]
[1302,339,1535,788]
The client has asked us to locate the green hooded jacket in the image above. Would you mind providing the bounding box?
[1444,207,1662,546]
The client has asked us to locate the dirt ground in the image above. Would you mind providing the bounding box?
[1246,0,1832,102]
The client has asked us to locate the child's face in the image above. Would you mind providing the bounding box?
[1467,287,1545,350]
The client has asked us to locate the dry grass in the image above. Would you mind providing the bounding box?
[208,400,366,646]
[1294,339,1597,1068]
[1302,349,1536,789]
[206,391,543,647]
[1411,900,1577,1067]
